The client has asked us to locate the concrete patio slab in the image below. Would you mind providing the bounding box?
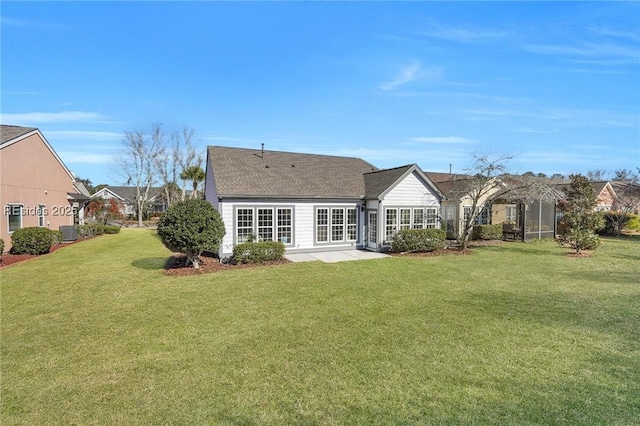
[285,250,389,263]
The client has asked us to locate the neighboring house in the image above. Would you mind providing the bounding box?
[0,124,87,251]
[491,181,564,241]
[553,180,617,211]
[424,172,503,239]
[591,181,617,211]
[91,186,167,219]
[204,146,442,256]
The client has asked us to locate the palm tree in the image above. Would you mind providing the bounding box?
[180,166,206,199]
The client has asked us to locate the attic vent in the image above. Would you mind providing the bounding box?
[291,164,295,167]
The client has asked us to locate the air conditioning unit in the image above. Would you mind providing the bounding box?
[59,225,78,241]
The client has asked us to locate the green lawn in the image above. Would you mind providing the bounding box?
[2,229,639,425]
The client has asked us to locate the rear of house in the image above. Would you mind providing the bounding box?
[205,146,442,257]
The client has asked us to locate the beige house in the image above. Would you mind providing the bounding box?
[1,125,87,252]
[425,172,503,239]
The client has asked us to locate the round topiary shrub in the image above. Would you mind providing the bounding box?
[157,199,225,269]
[10,227,57,255]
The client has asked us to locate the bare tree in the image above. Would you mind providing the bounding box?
[154,125,203,206]
[447,154,513,249]
[117,124,163,227]
[173,126,202,201]
[607,168,640,235]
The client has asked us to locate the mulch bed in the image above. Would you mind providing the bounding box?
[165,254,291,276]
[0,238,93,268]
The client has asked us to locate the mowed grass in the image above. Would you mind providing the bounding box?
[1,229,639,425]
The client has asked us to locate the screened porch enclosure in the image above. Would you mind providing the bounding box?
[520,200,557,241]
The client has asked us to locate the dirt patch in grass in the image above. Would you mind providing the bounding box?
[165,254,291,276]
[566,251,592,258]
[0,238,94,268]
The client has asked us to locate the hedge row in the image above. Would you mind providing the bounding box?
[391,228,446,253]
[78,223,121,237]
[471,224,503,240]
[233,241,285,264]
[10,227,64,255]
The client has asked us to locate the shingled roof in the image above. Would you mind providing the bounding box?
[363,165,414,198]
[1,125,38,145]
[100,186,163,202]
[208,146,378,198]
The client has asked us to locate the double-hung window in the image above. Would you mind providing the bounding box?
[316,208,329,243]
[331,209,345,242]
[257,208,273,242]
[236,208,254,243]
[399,208,411,230]
[385,209,398,242]
[38,204,46,227]
[413,208,424,229]
[506,206,517,222]
[425,208,438,228]
[7,204,23,233]
[277,208,292,244]
[346,208,357,241]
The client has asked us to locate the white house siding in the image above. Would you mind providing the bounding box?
[382,171,440,206]
[217,199,361,256]
[376,171,441,247]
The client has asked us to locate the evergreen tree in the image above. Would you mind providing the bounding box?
[558,174,605,253]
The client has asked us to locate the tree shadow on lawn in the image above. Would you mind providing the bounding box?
[131,257,169,270]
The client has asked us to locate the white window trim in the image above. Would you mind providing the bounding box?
[314,206,357,245]
[38,204,46,227]
[6,204,24,234]
[235,206,294,246]
[385,206,440,242]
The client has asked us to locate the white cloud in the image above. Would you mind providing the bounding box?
[418,21,511,43]
[522,42,640,61]
[58,151,115,164]
[379,63,427,91]
[45,130,122,141]
[0,111,107,125]
[410,136,476,144]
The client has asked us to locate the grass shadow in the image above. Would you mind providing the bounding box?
[131,257,169,270]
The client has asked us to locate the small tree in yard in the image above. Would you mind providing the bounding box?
[87,197,125,224]
[448,154,512,249]
[558,174,605,253]
[157,199,225,269]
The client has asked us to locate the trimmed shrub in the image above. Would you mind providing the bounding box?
[103,225,121,234]
[626,214,640,232]
[233,241,286,264]
[0,238,4,255]
[472,224,503,240]
[391,228,446,253]
[77,223,121,237]
[157,199,225,269]
[51,230,64,245]
[10,227,57,255]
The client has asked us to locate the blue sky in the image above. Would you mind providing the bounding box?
[2,1,639,186]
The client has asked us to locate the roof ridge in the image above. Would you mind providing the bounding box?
[364,164,414,175]
[209,145,370,162]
